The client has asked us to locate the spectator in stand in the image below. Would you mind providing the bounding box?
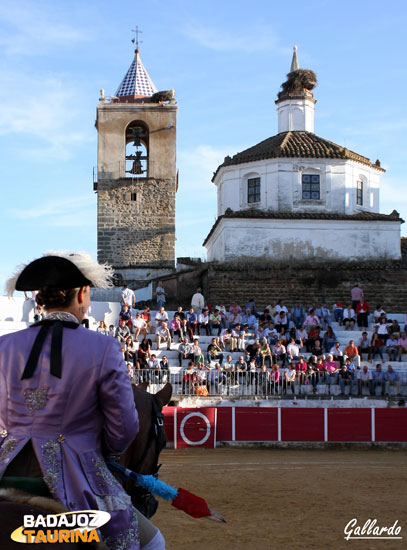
[275,299,289,315]
[231,324,245,352]
[332,301,344,325]
[209,308,222,336]
[236,355,248,386]
[216,305,228,328]
[155,305,169,328]
[197,307,210,336]
[323,326,337,353]
[191,287,205,315]
[370,333,385,363]
[155,280,166,309]
[330,341,344,366]
[246,339,261,366]
[274,310,289,333]
[229,301,242,317]
[124,336,137,366]
[259,309,272,324]
[372,364,385,396]
[351,282,364,311]
[357,365,372,396]
[373,305,386,323]
[169,314,184,343]
[178,337,194,367]
[185,307,198,341]
[343,304,356,330]
[258,364,271,395]
[283,363,297,394]
[384,365,401,396]
[296,325,308,347]
[344,340,361,367]
[257,324,268,341]
[141,305,153,334]
[220,327,237,351]
[242,309,258,330]
[108,324,115,338]
[287,337,301,362]
[316,303,331,330]
[121,284,136,309]
[242,324,255,349]
[245,298,258,318]
[356,298,370,329]
[324,354,339,386]
[272,340,287,366]
[375,317,390,340]
[119,304,133,333]
[304,309,320,333]
[267,322,279,346]
[155,321,172,350]
[174,306,187,329]
[339,363,353,396]
[386,334,399,361]
[398,332,407,362]
[192,338,204,365]
[306,326,321,353]
[207,337,224,365]
[147,353,160,371]
[311,339,324,358]
[388,319,401,338]
[96,320,109,335]
[358,331,371,362]
[159,354,170,372]
[208,363,227,395]
[116,319,131,344]
[295,356,308,385]
[259,337,273,367]
[195,362,210,385]
[133,312,147,342]
[137,337,151,369]
[270,364,281,394]
[228,308,243,328]
[290,302,306,329]
[307,355,319,388]
[182,361,196,394]
[343,357,357,383]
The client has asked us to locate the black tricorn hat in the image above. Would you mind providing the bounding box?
[15,256,92,291]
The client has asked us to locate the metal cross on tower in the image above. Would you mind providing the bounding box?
[131,26,143,51]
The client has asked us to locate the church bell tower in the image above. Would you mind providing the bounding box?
[95,41,177,284]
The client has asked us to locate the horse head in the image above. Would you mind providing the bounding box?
[119,382,172,518]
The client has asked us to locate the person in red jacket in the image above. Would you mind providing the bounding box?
[356,298,370,329]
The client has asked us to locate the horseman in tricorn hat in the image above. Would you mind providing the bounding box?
[0,252,165,549]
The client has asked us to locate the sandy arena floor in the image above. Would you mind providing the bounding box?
[153,447,407,550]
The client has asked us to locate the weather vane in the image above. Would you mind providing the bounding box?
[131,26,143,51]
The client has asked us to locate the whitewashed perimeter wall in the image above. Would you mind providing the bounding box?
[206,218,401,262]
[0,296,122,328]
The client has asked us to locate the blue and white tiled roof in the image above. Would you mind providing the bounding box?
[115,50,158,97]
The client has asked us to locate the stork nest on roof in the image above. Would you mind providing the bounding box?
[278,68,317,99]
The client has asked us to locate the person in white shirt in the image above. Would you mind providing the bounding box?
[191,288,205,315]
[287,338,301,361]
[398,332,407,361]
[275,300,288,315]
[283,363,297,394]
[198,308,210,335]
[155,306,169,328]
[132,312,147,341]
[357,365,372,395]
[343,305,356,330]
[121,284,135,308]
[155,322,172,350]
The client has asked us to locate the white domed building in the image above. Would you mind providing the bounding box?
[204,48,403,262]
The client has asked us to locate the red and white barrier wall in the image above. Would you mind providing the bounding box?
[162,407,407,448]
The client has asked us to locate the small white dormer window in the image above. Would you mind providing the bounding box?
[247,177,261,203]
[302,174,320,199]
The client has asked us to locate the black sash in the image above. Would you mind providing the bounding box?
[21,320,79,380]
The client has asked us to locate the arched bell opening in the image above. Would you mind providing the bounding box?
[125,121,149,177]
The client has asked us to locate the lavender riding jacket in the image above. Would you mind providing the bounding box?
[0,320,140,549]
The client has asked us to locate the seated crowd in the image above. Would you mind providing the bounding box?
[95,295,406,397]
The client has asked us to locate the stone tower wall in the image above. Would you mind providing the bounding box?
[96,102,177,271]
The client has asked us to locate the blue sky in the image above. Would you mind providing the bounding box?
[1,0,406,291]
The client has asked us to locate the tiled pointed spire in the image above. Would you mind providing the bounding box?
[115,49,158,98]
[290,45,299,72]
